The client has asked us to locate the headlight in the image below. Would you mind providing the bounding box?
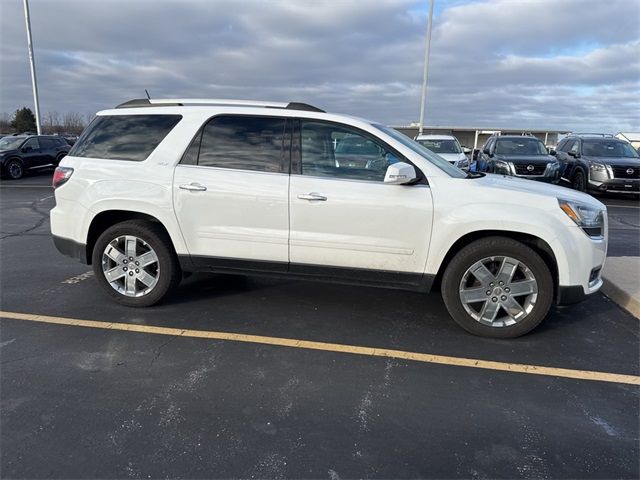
[588,161,612,178]
[558,198,605,238]
[494,160,511,175]
[457,158,469,168]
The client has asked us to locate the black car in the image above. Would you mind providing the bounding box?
[476,135,562,183]
[0,135,70,180]
[555,134,640,195]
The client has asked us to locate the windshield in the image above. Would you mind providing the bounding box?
[372,124,467,178]
[583,140,639,158]
[416,139,462,154]
[495,138,547,155]
[0,137,25,151]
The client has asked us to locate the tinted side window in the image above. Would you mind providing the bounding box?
[300,121,399,182]
[23,138,40,150]
[570,140,580,154]
[198,116,286,173]
[180,130,202,166]
[40,138,55,149]
[69,114,182,161]
[561,139,574,152]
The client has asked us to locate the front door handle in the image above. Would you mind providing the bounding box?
[179,182,207,192]
[297,192,327,201]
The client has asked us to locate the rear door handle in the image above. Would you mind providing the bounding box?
[297,192,327,201]
[179,182,207,192]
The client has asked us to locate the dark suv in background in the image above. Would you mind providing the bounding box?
[0,135,70,179]
[556,134,640,195]
[476,135,562,183]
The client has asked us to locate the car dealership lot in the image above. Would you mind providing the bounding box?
[1,173,639,478]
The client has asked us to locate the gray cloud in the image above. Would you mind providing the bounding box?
[1,0,638,132]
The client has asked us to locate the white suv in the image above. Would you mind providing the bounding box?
[51,99,607,338]
[414,134,470,171]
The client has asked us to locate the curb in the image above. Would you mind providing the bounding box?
[601,277,640,320]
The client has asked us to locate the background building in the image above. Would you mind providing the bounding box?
[392,125,571,150]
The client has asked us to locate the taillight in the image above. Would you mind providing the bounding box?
[52,166,73,189]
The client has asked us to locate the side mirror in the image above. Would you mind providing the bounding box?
[384,161,417,185]
[22,146,33,153]
[568,151,580,158]
[462,147,471,154]
[549,149,557,156]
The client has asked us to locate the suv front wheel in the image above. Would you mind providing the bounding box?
[92,220,181,307]
[441,237,553,338]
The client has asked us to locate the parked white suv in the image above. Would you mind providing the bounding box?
[415,134,470,171]
[51,99,607,338]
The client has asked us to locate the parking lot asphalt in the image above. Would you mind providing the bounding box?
[1,172,639,479]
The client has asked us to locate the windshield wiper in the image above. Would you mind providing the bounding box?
[466,171,485,179]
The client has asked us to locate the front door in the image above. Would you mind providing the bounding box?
[289,120,433,279]
[173,115,290,268]
[20,137,44,169]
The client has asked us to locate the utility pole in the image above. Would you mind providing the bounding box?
[23,0,42,134]
[418,0,434,136]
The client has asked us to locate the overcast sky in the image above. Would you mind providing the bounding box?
[1,0,638,132]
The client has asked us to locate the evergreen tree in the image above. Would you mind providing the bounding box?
[10,107,37,133]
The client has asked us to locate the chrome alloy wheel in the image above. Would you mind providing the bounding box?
[101,235,159,297]
[459,256,538,327]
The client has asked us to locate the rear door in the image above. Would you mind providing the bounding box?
[288,120,433,280]
[39,138,57,165]
[173,115,290,268]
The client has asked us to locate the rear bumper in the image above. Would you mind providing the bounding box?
[52,235,88,264]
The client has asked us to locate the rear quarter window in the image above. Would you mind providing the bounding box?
[69,114,182,161]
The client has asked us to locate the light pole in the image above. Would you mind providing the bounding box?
[23,0,42,134]
[418,0,434,136]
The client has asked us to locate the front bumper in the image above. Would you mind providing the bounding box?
[557,275,603,305]
[588,177,640,194]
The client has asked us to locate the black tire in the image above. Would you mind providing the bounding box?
[5,159,24,180]
[441,236,554,338]
[572,169,587,192]
[92,220,181,307]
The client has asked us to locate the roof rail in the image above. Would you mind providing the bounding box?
[115,98,325,112]
[570,133,614,138]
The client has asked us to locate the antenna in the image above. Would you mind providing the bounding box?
[145,89,151,100]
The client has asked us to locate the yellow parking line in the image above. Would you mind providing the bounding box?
[1,310,639,386]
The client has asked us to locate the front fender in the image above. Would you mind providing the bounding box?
[425,202,576,287]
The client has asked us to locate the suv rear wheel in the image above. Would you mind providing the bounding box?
[441,237,553,338]
[92,220,181,307]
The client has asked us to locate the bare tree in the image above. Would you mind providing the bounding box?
[43,111,61,134]
[0,112,12,133]
[62,112,85,135]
